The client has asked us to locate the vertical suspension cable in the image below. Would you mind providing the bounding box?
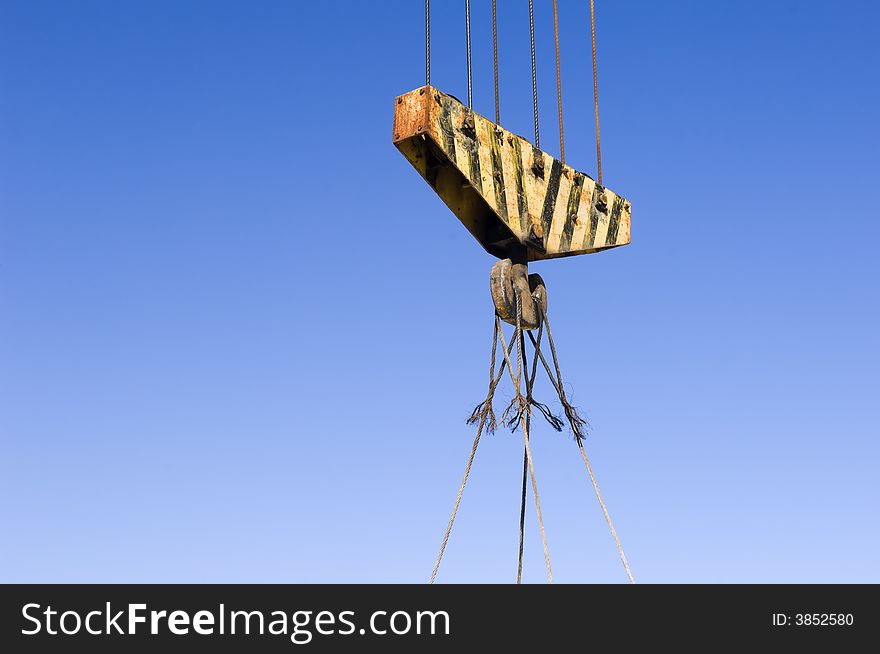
[511,299,553,583]
[589,0,603,184]
[425,0,430,86]
[497,298,553,583]
[528,0,540,148]
[492,0,500,123]
[516,323,542,583]
[465,0,473,108]
[516,334,530,585]
[552,0,565,163]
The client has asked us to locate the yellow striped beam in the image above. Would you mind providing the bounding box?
[393,86,631,262]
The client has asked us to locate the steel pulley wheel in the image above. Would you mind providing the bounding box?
[490,258,547,330]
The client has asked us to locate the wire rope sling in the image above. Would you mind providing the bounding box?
[393,1,634,584]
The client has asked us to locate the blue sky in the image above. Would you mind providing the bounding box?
[1,0,877,583]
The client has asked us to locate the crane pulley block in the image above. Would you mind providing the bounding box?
[393,86,631,263]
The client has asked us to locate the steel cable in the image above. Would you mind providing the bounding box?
[528,309,635,584]
[589,0,603,184]
[465,0,473,107]
[528,0,540,148]
[426,0,430,86]
[498,298,553,583]
[492,0,500,123]
[552,0,565,163]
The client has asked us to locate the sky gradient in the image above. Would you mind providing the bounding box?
[1,0,878,583]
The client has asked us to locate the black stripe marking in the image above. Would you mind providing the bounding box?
[438,100,457,165]
[462,112,482,194]
[539,159,563,247]
[586,184,602,249]
[511,137,528,236]
[488,127,508,222]
[531,146,545,178]
[606,196,623,246]
[560,173,584,251]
